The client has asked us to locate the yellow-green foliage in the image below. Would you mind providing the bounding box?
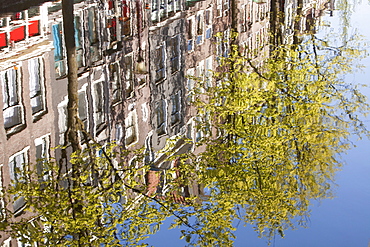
[189,35,369,244]
[2,35,369,247]
[3,144,174,246]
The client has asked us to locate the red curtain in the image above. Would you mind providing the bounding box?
[29,20,40,37]
[10,25,25,42]
[122,1,130,20]
[0,33,6,47]
[108,0,114,9]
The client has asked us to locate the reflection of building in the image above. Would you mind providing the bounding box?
[282,0,335,44]
[148,0,186,157]
[47,0,152,149]
[0,4,55,245]
[0,0,334,245]
[0,0,51,15]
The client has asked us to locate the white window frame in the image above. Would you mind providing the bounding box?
[109,61,122,105]
[155,44,166,83]
[9,147,30,185]
[151,0,181,23]
[223,0,229,15]
[125,109,139,147]
[156,99,167,136]
[34,134,51,182]
[186,68,195,104]
[123,54,134,98]
[205,56,213,89]
[57,96,68,145]
[74,10,86,68]
[28,56,47,119]
[115,123,123,143]
[78,83,89,132]
[195,10,204,45]
[1,65,25,134]
[9,147,29,214]
[0,7,47,53]
[170,35,180,73]
[121,0,132,37]
[170,90,181,126]
[216,0,223,18]
[141,102,149,123]
[52,21,67,78]
[86,5,101,63]
[205,7,212,39]
[196,59,205,91]
[92,79,106,136]
[151,0,159,22]
[186,16,195,52]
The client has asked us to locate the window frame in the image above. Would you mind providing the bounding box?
[122,0,132,37]
[196,11,204,45]
[156,99,167,136]
[155,44,166,83]
[186,68,195,104]
[8,146,29,214]
[34,134,51,183]
[52,21,67,78]
[92,79,106,136]
[1,66,25,135]
[123,54,134,99]
[125,109,139,147]
[109,62,122,105]
[205,7,212,39]
[87,5,102,63]
[0,7,44,52]
[57,96,68,145]
[170,90,181,126]
[74,12,85,68]
[170,35,180,73]
[186,16,195,52]
[78,84,89,133]
[28,56,47,120]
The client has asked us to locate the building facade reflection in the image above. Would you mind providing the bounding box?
[0,0,334,245]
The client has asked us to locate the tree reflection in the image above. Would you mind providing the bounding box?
[2,1,370,246]
[186,32,369,244]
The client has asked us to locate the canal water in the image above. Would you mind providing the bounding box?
[1,0,369,246]
[148,1,370,246]
[234,2,370,246]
